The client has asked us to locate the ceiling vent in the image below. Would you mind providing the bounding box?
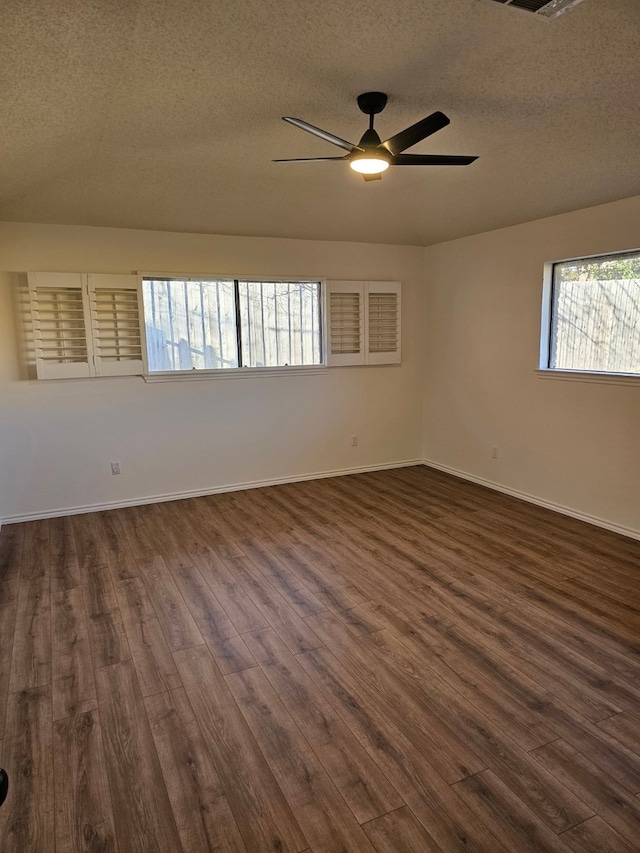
[482,0,586,20]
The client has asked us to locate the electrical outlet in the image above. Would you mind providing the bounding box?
[491,447,498,459]
[111,461,121,475]
[351,435,358,447]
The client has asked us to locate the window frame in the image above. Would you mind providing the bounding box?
[538,249,640,386]
[138,272,328,381]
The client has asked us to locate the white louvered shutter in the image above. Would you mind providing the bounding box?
[28,272,93,379]
[88,274,144,376]
[327,281,365,366]
[366,281,401,365]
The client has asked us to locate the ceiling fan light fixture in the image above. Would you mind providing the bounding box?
[349,154,390,175]
[277,93,477,179]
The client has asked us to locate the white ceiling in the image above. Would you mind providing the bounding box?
[1,0,639,246]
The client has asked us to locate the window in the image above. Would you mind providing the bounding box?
[542,251,640,376]
[142,277,323,372]
[27,271,402,379]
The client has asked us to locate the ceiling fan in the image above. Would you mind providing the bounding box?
[274,92,478,181]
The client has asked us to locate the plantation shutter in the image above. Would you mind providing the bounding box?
[28,272,93,379]
[88,274,144,376]
[327,281,365,366]
[366,281,401,364]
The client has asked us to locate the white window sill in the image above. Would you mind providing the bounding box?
[143,365,329,383]
[536,369,640,387]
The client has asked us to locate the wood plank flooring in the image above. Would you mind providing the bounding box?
[1,465,640,852]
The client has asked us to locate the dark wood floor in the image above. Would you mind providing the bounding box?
[1,466,640,852]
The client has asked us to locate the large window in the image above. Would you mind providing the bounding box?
[544,251,640,376]
[142,277,323,372]
[27,272,401,380]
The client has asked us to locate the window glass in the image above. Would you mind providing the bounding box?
[238,281,322,367]
[143,279,238,371]
[549,252,640,375]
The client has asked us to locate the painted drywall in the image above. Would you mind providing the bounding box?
[0,222,424,521]
[423,194,640,536]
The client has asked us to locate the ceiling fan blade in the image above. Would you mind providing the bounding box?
[273,156,348,162]
[282,117,359,152]
[391,154,478,166]
[362,172,382,182]
[382,111,451,156]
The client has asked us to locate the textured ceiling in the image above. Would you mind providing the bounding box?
[1,0,639,246]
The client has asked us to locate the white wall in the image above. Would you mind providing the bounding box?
[0,223,424,521]
[423,195,640,537]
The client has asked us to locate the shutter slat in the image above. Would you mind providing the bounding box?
[40,344,88,351]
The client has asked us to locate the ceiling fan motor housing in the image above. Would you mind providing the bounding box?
[358,128,384,148]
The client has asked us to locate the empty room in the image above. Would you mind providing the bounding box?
[1,0,640,850]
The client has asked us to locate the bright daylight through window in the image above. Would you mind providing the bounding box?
[142,278,323,372]
[547,251,640,376]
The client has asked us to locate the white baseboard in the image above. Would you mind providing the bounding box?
[6,458,637,543]
[2,459,423,525]
[423,459,640,542]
